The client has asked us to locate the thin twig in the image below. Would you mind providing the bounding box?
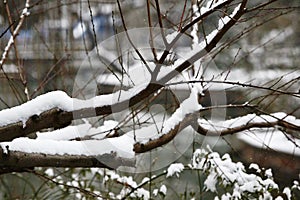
[147,0,158,62]
[154,0,168,46]
[165,79,300,98]
[178,0,188,31]
[0,20,15,39]
[116,0,152,74]
[31,169,103,198]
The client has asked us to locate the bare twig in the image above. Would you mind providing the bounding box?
[116,0,152,74]
[147,0,158,62]
[154,0,168,46]
[0,20,15,39]
[178,0,188,31]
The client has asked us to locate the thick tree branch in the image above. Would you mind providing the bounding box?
[0,149,135,174]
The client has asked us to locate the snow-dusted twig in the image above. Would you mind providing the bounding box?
[1,0,31,101]
[155,0,235,66]
[0,0,31,67]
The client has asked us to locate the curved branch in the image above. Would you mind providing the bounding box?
[134,113,196,153]
[135,109,300,153]
[152,0,236,78]
[195,119,300,136]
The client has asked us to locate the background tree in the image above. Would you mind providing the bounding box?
[0,0,299,199]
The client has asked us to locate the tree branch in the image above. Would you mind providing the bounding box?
[0,149,135,174]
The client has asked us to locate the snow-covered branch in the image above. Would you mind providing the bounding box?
[134,87,201,153]
[153,0,236,78]
[196,112,300,137]
[0,122,135,172]
[0,83,154,141]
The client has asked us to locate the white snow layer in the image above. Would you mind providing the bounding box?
[237,129,300,156]
[198,112,300,132]
[169,2,241,74]
[159,185,167,195]
[1,129,135,158]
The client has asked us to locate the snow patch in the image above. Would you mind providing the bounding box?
[159,185,167,195]
[165,31,178,44]
[166,163,184,178]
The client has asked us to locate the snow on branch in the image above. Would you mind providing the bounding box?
[135,107,300,153]
[0,82,149,142]
[196,112,300,155]
[165,0,234,45]
[0,121,135,171]
[0,0,248,144]
[0,84,147,127]
[0,88,199,167]
[197,112,300,136]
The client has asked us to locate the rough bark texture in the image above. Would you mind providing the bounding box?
[0,149,135,174]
